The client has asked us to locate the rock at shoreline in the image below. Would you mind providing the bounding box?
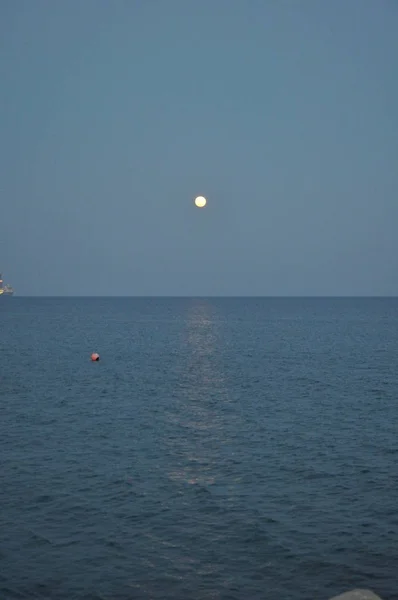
[329,590,383,600]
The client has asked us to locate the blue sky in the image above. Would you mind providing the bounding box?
[1,0,397,296]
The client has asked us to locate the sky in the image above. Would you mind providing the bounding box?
[0,0,397,296]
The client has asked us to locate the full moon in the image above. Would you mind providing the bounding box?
[194,196,207,208]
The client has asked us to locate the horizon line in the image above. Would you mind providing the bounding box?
[6,294,398,299]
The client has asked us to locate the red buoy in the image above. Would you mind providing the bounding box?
[91,353,100,361]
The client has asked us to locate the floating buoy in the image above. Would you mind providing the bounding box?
[91,353,100,361]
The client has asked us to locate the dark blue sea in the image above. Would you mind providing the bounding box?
[1,297,397,600]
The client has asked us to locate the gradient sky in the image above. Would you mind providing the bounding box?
[1,0,397,296]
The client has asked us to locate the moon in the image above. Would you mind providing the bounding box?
[194,196,207,208]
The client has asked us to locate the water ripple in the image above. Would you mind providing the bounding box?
[1,297,398,599]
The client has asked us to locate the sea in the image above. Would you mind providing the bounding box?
[1,297,397,600]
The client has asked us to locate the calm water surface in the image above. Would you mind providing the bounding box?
[1,297,397,600]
